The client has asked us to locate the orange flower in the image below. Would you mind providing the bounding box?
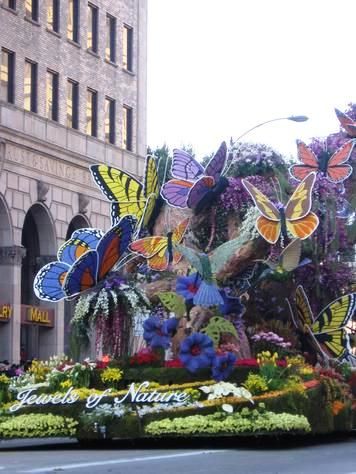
[331,400,345,416]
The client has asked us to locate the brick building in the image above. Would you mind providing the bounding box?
[0,0,147,362]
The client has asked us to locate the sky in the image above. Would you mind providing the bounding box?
[147,0,356,160]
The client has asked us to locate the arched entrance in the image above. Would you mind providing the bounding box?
[0,195,14,360]
[21,204,56,360]
[64,214,91,358]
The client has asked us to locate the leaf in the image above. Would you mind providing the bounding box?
[200,316,238,347]
[157,292,186,317]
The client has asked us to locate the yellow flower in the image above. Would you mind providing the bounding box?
[100,367,123,385]
[60,379,72,390]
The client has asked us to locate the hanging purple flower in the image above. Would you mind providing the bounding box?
[219,290,245,316]
[211,352,237,381]
[176,273,202,301]
[143,316,178,349]
[179,333,215,373]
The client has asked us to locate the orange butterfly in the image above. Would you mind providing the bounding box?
[335,108,356,137]
[289,140,354,183]
[129,218,190,271]
[242,173,319,244]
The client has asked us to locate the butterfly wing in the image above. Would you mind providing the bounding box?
[96,216,135,281]
[205,141,227,182]
[285,172,316,221]
[171,218,190,265]
[63,251,98,297]
[90,164,146,224]
[326,140,354,183]
[335,108,356,137]
[242,179,280,221]
[294,285,314,332]
[279,238,302,272]
[130,236,169,271]
[256,216,281,244]
[57,228,104,265]
[312,293,356,334]
[187,176,215,210]
[161,179,193,208]
[142,156,159,226]
[289,141,319,181]
[284,173,319,240]
[171,149,204,180]
[33,261,70,302]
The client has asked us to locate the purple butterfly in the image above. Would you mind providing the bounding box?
[161,142,229,214]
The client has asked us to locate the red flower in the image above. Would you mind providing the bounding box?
[234,358,258,367]
[165,359,184,368]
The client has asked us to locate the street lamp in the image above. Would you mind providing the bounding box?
[224,115,309,174]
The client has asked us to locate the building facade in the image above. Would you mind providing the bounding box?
[0,0,147,363]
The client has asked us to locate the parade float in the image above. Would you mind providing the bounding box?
[0,106,355,441]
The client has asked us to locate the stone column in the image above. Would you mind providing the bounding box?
[0,246,26,363]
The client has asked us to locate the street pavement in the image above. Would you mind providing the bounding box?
[0,435,355,473]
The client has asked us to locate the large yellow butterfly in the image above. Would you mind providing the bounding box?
[242,173,319,244]
[288,285,356,361]
[90,156,159,229]
[129,218,190,271]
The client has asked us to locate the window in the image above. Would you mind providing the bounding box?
[67,0,80,43]
[24,60,37,112]
[0,49,15,104]
[122,105,132,151]
[67,79,79,129]
[87,4,98,53]
[25,0,39,22]
[104,97,115,144]
[122,25,133,71]
[86,88,97,136]
[47,0,60,33]
[46,70,59,121]
[5,1,16,10]
[106,14,116,63]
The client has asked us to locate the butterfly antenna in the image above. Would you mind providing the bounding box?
[223,145,236,176]
[114,253,139,272]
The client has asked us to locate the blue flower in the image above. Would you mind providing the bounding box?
[176,273,202,301]
[219,290,245,316]
[211,352,237,381]
[143,317,178,349]
[179,333,215,373]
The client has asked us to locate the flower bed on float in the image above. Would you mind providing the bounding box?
[1,105,355,441]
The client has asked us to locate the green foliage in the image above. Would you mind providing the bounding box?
[157,292,186,317]
[145,403,311,436]
[201,317,237,347]
[0,414,78,438]
[243,373,269,395]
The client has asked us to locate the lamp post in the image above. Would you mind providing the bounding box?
[224,115,309,175]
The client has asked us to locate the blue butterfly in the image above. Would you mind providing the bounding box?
[33,216,135,301]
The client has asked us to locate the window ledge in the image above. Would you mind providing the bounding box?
[46,28,61,38]
[122,68,135,77]
[24,16,40,26]
[87,49,100,59]
[104,59,118,68]
[1,5,18,15]
[67,38,81,48]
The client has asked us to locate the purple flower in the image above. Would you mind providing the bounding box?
[143,316,178,349]
[212,352,237,381]
[179,333,215,373]
[219,290,245,316]
[176,273,202,301]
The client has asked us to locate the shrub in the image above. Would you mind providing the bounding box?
[243,374,269,395]
[0,414,78,438]
[144,404,311,436]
